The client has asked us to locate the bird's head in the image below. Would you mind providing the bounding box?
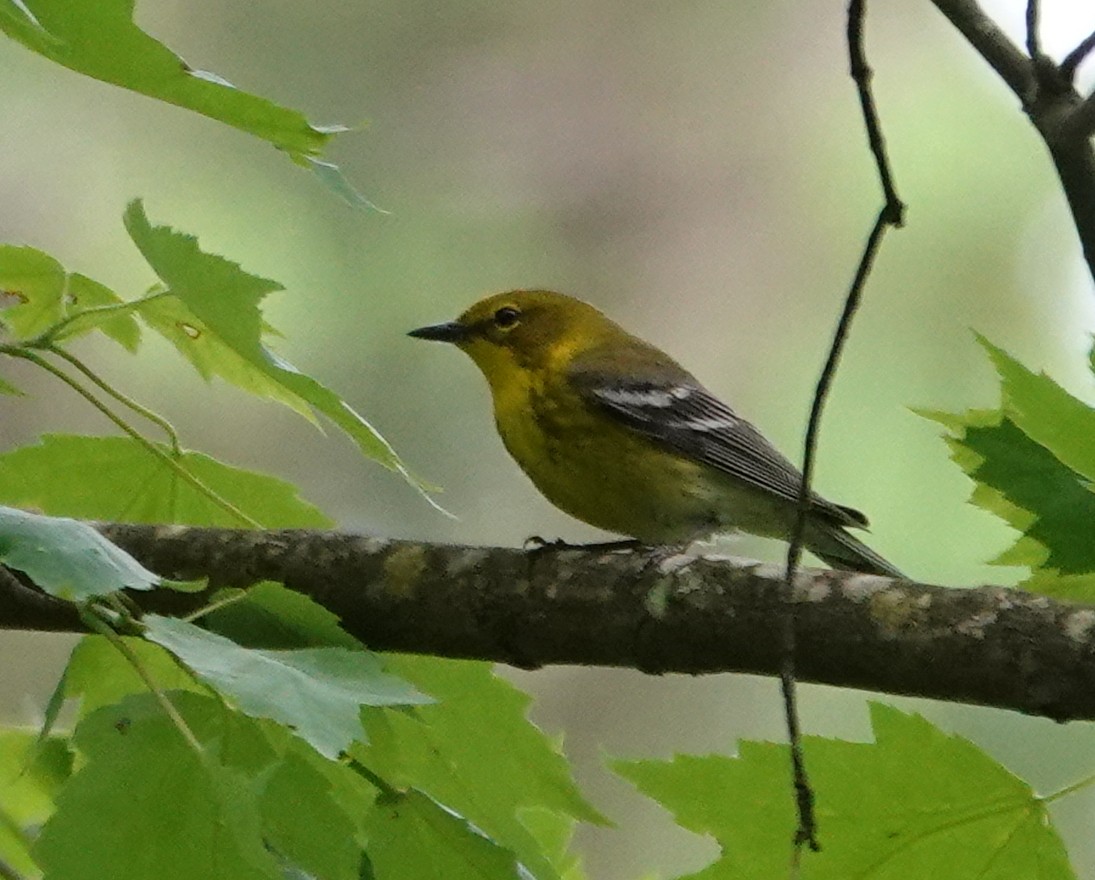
[409,289,617,375]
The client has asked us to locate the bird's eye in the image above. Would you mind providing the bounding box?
[493,306,520,328]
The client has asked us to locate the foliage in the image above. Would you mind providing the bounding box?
[1,3,1094,880]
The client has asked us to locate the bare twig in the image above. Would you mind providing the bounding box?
[1060,29,1095,82]
[929,0,1036,99]
[929,0,1095,286]
[1024,0,1041,62]
[847,2,906,224]
[780,0,906,861]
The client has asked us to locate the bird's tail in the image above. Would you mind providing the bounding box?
[805,524,903,578]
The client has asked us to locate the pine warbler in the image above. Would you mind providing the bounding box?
[410,290,901,577]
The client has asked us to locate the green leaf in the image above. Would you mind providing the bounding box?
[357,657,605,880]
[203,581,362,650]
[0,375,23,395]
[123,201,417,482]
[56,273,142,351]
[61,634,204,719]
[982,336,1095,480]
[922,338,1095,576]
[518,807,588,880]
[364,789,524,880]
[307,157,388,214]
[0,0,340,165]
[0,244,140,348]
[1018,570,1095,603]
[0,730,72,876]
[135,293,320,422]
[0,243,65,339]
[0,505,160,599]
[143,615,433,759]
[925,412,1095,574]
[0,434,330,527]
[613,703,1074,880]
[35,692,282,880]
[259,749,363,880]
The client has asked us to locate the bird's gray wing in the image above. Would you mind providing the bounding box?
[569,364,866,528]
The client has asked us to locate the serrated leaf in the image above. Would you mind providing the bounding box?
[35,692,282,880]
[0,434,330,527]
[203,581,362,650]
[923,338,1095,575]
[136,293,319,422]
[357,657,605,880]
[364,789,524,880]
[0,505,161,599]
[61,634,204,719]
[613,703,1074,880]
[123,201,417,482]
[143,615,433,759]
[519,807,587,880]
[926,412,1095,574]
[0,243,65,338]
[0,244,140,348]
[1019,570,1095,603]
[57,273,142,351]
[981,336,1095,480]
[0,0,341,168]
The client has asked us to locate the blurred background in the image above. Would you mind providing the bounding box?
[2,0,1095,876]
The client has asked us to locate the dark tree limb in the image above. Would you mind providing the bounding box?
[929,0,1095,283]
[4,524,1095,723]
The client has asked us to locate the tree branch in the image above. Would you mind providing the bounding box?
[929,0,1036,99]
[928,0,1095,284]
[5,524,1095,723]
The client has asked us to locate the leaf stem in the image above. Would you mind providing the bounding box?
[80,605,204,754]
[32,289,171,346]
[0,346,261,527]
[348,758,399,799]
[182,588,249,623]
[1041,771,1095,804]
[44,344,181,454]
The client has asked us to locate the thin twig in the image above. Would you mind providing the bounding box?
[349,758,399,798]
[1024,0,1040,61]
[847,0,906,225]
[0,347,262,528]
[781,0,905,859]
[929,0,1095,282]
[1060,29,1095,82]
[80,606,204,754]
[45,344,182,454]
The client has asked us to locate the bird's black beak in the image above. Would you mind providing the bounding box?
[408,321,468,343]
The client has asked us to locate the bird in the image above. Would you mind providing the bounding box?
[409,289,902,577]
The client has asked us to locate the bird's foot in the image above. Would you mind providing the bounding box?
[523,535,643,554]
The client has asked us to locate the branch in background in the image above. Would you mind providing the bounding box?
[1060,29,1095,83]
[930,0,1036,97]
[5,524,1095,723]
[928,0,1095,284]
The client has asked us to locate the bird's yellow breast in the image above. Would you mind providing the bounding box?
[486,363,723,542]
